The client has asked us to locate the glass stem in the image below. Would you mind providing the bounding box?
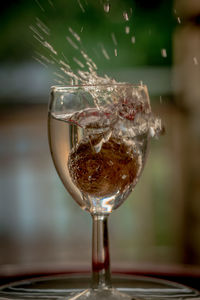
[91,214,112,290]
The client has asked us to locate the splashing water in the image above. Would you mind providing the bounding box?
[111,33,117,46]
[104,3,110,13]
[101,44,110,60]
[34,0,45,12]
[193,57,199,66]
[32,1,162,137]
[161,49,167,58]
[125,26,130,34]
[131,36,135,44]
[31,1,137,86]
[69,27,81,43]
[123,11,129,21]
[77,0,85,13]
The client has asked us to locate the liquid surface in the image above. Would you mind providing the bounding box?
[68,136,140,198]
[48,104,150,214]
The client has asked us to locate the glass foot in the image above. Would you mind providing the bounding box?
[0,273,199,299]
[69,287,133,299]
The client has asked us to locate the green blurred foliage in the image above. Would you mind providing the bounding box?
[0,0,175,69]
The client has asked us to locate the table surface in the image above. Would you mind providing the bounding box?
[0,265,199,291]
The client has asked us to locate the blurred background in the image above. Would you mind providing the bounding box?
[0,0,200,279]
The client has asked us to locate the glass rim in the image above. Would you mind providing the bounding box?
[51,83,147,92]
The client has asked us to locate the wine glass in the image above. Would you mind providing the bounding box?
[0,84,199,300]
[48,83,151,300]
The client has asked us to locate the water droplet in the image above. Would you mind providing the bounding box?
[123,11,129,21]
[109,160,113,166]
[66,36,79,50]
[34,0,45,12]
[54,72,66,80]
[48,0,54,8]
[54,78,65,85]
[149,127,155,137]
[77,0,85,13]
[161,49,167,58]
[61,52,69,63]
[69,27,81,42]
[43,41,57,55]
[73,57,85,68]
[125,26,130,34]
[193,57,198,65]
[50,54,59,64]
[30,25,44,41]
[101,45,110,60]
[60,95,64,105]
[177,17,181,24]
[60,60,70,69]
[33,56,47,68]
[104,3,110,13]
[36,17,50,35]
[35,51,53,64]
[131,36,135,44]
[111,32,117,46]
